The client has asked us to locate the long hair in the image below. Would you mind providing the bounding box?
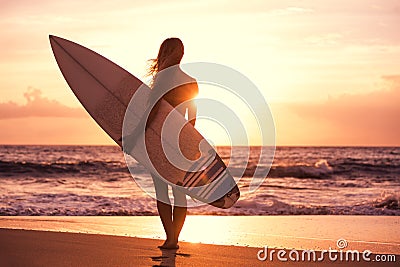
[147,38,184,81]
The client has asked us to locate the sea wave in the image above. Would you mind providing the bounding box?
[1,145,399,216]
[0,193,157,216]
[237,159,400,180]
[2,157,399,181]
[1,192,398,216]
[0,160,129,177]
[268,159,333,179]
[374,192,400,210]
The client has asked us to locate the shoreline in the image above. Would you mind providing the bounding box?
[0,215,399,254]
[0,228,398,266]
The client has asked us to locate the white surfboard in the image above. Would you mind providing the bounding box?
[49,35,240,208]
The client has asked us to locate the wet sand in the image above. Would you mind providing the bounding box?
[0,215,399,266]
[0,229,399,266]
[0,216,399,254]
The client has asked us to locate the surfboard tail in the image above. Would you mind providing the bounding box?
[209,185,240,209]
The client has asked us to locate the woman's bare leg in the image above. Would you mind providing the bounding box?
[156,200,176,247]
[152,175,177,249]
[172,187,187,244]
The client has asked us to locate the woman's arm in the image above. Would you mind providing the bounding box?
[187,82,198,127]
[146,100,161,129]
[187,99,197,127]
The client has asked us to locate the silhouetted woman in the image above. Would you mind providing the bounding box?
[147,38,198,249]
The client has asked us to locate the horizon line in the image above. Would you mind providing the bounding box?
[0,143,399,148]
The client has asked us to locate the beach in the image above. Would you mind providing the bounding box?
[0,216,399,266]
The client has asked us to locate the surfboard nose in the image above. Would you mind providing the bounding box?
[49,35,58,47]
[49,35,65,44]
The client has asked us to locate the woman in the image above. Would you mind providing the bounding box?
[147,38,198,249]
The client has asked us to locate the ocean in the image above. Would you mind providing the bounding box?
[0,145,399,216]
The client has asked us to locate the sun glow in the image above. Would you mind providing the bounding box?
[194,83,266,146]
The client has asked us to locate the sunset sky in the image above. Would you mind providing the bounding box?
[0,0,399,146]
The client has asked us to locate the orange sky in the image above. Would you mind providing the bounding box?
[0,0,399,146]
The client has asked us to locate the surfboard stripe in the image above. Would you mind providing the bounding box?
[193,165,224,197]
[201,169,228,198]
[203,171,231,199]
[182,147,215,186]
[206,170,232,201]
[196,166,224,197]
[183,158,210,186]
[191,158,221,187]
[187,154,214,174]
[207,165,227,183]
[193,159,223,188]
[186,158,221,188]
[183,156,215,187]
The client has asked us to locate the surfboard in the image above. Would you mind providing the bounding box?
[49,35,240,209]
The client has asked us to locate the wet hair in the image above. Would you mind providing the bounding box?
[147,38,184,79]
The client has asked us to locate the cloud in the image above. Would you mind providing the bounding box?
[0,87,86,119]
[286,75,400,145]
[269,7,314,16]
[304,33,343,46]
[0,117,113,145]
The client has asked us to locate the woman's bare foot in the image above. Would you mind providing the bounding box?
[158,240,179,250]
